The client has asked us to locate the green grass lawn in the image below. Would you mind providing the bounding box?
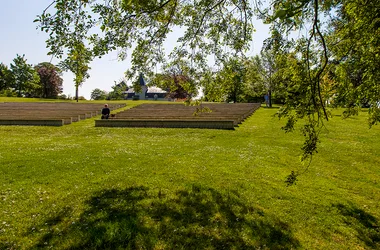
[0,99,379,249]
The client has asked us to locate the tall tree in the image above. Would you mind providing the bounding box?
[36,0,93,102]
[107,80,127,100]
[35,62,63,98]
[256,1,380,180]
[200,68,225,102]
[326,0,380,125]
[91,88,108,100]
[9,55,40,97]
[0,63,14,92]
[59,41,92,102]
[216,58,246,103]
[254,41,289,107]
[152,61,197,100]
[258,48,276,107]
[202,58,262,103]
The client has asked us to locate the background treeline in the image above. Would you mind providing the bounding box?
[0,54,77,100]
[1,54,63,99]
[90,80,128,100]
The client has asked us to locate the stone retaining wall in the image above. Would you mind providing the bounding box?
[0,119,64,126]
[95,119,235,129]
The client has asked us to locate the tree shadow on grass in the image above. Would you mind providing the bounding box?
[335,203,380,248]
[28,185,299,249]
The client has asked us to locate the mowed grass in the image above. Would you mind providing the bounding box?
[0,99,379,249]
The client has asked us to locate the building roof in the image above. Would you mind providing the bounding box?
[147,87,167,93]
[123,74,167,94]
[123,86,167,94]
[139,74,146,86]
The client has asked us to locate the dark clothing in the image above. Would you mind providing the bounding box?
[101,107,110,119]
[102,107,110,115]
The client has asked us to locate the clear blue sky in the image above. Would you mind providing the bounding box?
[0,0,269,100]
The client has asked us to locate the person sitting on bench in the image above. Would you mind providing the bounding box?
[101,104,110,119]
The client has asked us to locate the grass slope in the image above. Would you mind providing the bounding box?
[0,100,379,249]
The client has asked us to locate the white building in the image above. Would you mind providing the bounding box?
[124,74,169,101]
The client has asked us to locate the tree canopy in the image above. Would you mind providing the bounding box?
[90,88,108,100]
[9,54,40,97]
[58,41,92,102]
[35,62,63,98]
[151,61,198,99]
[1,56,65,98]
[0,63,14,95]
[36,0,253,79]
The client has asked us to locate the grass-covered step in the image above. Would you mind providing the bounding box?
[0,102,127,126]
[0,119,64,126]
[107,103,260,128]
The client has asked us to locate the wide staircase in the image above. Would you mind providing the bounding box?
[96,103,261,129]
[0,102,126,126]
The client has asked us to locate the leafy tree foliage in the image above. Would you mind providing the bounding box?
[202,58,263,103]
[37,0,253,86]
[241,57,265,102]
[257,0,379,172]
[107,80,127,100]
[36,0,93,101]
[58,94,68,100]
[152,62,197,100]
[0,63,17,97]
[326,0,380,126]
[0,63,14,92]
[2,59,63,99]
[212,58,247,103]
[200,69,226,102]
[90,88,108,100]
[9,55,40,97]
[0,63,14,96]
[35,62,63,98]
[155,73,191,99]
[256,47,288,107]
[59,41,92,102]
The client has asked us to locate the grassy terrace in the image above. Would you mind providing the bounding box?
[96,103,261,129]
[0,98,379,249]
[0,101,126,126]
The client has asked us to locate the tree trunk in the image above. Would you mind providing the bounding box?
[75,85,79,102]
[269,71,273,108]
[268,89,272,108]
